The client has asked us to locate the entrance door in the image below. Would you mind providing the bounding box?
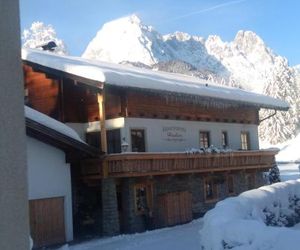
[157,191,192,227]
[29,197,65,248]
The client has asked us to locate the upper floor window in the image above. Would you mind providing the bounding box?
[131,129,146,152]
[221,131,228,148]
[107,129,121,154]
[200,131,210,148]
[241,131,250,150]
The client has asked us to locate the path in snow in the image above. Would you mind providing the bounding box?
[56,219,203,250]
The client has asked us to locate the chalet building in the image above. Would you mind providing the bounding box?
[22,48,288,245]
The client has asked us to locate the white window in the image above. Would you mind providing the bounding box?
[200,131,210,148]
[241,132,250,150]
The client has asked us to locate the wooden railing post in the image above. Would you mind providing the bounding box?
[98,91,107,153]
[102,160,109,178]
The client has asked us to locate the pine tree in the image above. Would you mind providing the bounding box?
[268,164,281,184]
[259,56,300,144]
[22,21,68,55]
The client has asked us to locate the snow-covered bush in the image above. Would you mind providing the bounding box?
[200,180,300,250]
[185,145,232,154]
[269,164,281,184]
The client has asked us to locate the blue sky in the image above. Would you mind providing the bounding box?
[20,0,300,65]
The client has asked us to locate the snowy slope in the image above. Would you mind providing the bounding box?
[276,133,300,162]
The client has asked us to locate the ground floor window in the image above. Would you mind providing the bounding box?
[204,177,218,202]
[134,183,153,215]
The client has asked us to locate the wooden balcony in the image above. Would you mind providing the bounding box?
[81,149,278,178]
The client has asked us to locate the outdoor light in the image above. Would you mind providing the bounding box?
[121,137,129,152]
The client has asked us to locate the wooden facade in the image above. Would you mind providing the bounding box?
[105,87,259,124]
[24,64,100,124]
[24,64,259,126]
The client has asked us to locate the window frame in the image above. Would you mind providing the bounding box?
[134,182,153,215]
[130,128,147,152]
[221,131,228,148]
[107,129,121,154]
[240,131,250,150]
[199,131,210,148]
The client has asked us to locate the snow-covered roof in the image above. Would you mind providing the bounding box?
[25,106,83,143]
[22,48,289,111]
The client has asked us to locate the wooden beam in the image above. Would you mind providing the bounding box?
[98,91,107,153]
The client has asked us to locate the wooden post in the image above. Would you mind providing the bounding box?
[98,91,107,153]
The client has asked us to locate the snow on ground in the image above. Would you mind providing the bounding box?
[55,219,203,250]
[200,180,300,250]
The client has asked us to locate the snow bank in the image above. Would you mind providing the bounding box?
[25,106,84,143]
[200,180,300,250]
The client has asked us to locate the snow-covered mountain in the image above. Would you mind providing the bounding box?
[22,22,68,55]
[82,15,285,91]
[84,15,300,145]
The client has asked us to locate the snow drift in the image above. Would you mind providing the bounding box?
[200,180,300,250]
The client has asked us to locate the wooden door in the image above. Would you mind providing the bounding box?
[157,191,192,227]
[29,197,65,248]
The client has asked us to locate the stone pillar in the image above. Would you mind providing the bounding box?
[0,1,30,249]
[121,178,137,233]
[101,178,120,236]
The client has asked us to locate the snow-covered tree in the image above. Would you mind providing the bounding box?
[259,57,300,144]
[268,164,281,184]
[22,21,68,55]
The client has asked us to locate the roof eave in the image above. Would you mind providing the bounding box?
[26,117,102,157]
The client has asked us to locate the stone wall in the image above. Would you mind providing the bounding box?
[116,170,267,234]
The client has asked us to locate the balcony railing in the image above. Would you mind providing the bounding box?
[81,150,278,178]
